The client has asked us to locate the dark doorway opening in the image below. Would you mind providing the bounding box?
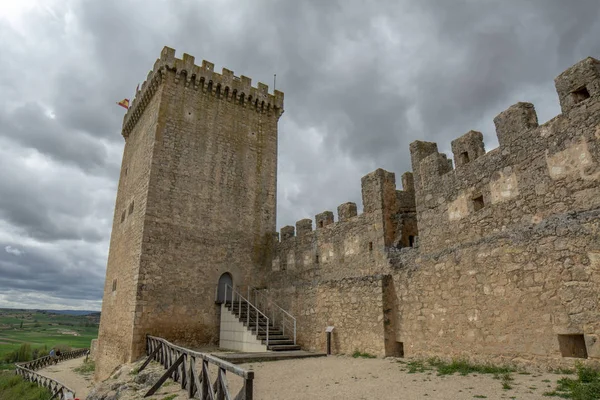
[216,272,233,304]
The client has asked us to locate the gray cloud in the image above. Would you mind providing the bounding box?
[0,0,599,310]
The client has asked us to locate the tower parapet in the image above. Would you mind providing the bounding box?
[122,46,284,138]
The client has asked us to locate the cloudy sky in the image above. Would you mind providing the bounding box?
[0,0,599,310]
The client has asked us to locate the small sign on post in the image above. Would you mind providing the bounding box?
[325,326,334,355]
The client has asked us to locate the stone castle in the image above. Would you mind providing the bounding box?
[96,47,600,380]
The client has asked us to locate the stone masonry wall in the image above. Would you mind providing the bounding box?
[128,48,283,359]
[388,57,600,366]
[96,47,283,380]
[266,169,415,356]
[266,56,600,367]
[266,275,391,356]
[96,85,163,381]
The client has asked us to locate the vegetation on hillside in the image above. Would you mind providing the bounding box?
[0,372,51,400]
[0,308,99,370]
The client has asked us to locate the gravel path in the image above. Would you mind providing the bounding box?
[232,356,567,400]
[38,356,94,399]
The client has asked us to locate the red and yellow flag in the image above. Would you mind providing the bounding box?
[117,98,130,109]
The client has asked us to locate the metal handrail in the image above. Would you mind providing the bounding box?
[250,287,297,345]
[224,284,269,347]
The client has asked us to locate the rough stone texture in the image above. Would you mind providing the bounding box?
[90,339,98,361]
[451,130,486,167]
[265,276,390,357]
[98,52,600,376]
[337,202,357,222]
[96,46,284,381]
[266,56,600,366]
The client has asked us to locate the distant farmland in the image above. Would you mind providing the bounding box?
[0,308,99,370]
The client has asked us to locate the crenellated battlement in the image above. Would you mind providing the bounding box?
[411,56,600,199]
[409,56,600,251]
[122,46,285,138]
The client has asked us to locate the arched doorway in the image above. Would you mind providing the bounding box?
[216,272,233,304]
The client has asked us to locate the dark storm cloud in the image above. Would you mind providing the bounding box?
[0,0,599,309]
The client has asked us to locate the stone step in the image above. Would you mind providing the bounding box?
[256,334,288,341]
[268,344,302,351]
[262,339,295,346]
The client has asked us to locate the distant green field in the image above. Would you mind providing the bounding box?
[0,309,99,370]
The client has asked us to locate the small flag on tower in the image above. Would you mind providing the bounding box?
[117,99,130,109]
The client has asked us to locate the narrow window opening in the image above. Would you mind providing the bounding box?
[315,255,319,264]
[459,151,470,164]
[572,86,590,104]
[124,167,128,176]
[112,279,117,292]
[120,210,126,223]
[408,235,415,247]
[472,195,485,212]
[558,334,588,358]
[319,221,324,228]
[368,242,373,251]
[128,201,134,215]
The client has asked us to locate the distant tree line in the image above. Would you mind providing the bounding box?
[2,344,72,364]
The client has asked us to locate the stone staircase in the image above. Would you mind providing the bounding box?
[224,301,301,351]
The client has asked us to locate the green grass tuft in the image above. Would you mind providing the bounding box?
[161,395,178,400]
[74,360,95,375]
[351,350,376,359]
[543,364,600,399]
[427,358,515,376]
[0,372,52,400]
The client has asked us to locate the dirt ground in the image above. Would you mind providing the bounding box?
[233,356,566,400]
[39,355,570,400]
[38,356,94,399]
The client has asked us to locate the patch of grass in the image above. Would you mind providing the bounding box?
[0,372,52,400]
[351,350,376,359]
[161,395,178,400]
[543,364,600,399]
[428,358,516,376]
[473,396,487,398]
[73,360,95,375]
[406,360,431,373]
[501,373,514,390]
[551,367,576,375]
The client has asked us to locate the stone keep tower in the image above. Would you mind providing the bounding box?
[96,47,284,380]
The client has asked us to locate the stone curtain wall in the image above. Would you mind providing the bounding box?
[391,57,600,365]
[391,210,600,366]
[267,276,390,356]
[268,56,600,366]
[270,169,415,286]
